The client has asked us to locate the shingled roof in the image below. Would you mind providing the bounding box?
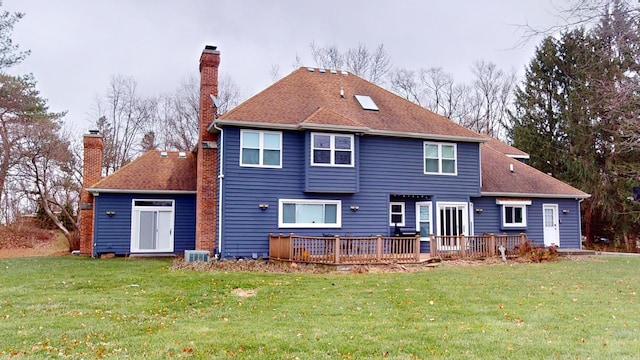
[88,150,197,193]
[217,67,486,142]
[482,134,529,159]
[481,144,589,198]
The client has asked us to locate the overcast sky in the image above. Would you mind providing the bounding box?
[3,0,564,135]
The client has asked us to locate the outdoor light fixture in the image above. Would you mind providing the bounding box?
[258,203,269,210]
[475,208,483,214]
[106,211,116,217]
[562,209,570,214]
[350,205,360,211]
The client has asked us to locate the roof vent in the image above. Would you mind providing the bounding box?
[509,163,514,172]
[319,68,326,73]
[341,70,348,76]
[354,94,379,111]
[178,151,187,158]
[330,69,337,74]
[307,67,315,72]
[160,151,168,158]
[340,87,345,98]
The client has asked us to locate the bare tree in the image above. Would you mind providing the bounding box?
[155,74,243,151]
[93,75,156,175]
[308,42,392,83]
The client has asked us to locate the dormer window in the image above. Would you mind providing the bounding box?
[354,95,379,111]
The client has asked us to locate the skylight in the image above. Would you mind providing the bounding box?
[354,94,379,111]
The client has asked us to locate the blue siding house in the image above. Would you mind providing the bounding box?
[79,45,589,258]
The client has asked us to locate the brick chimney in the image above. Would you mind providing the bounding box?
[79,130,103,256]
[196,45,220,254]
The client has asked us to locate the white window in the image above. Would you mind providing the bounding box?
[240,130,282,168]
[311,133,354,166]
[496,199,531,228]
[389,202,405,226]
[424,142,457,175]
[279,199,341,228]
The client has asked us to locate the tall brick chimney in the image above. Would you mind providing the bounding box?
[196,45,220,254]
[79,130,103,256]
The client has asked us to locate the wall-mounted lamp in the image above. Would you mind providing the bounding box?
[258,203,269,210]
[475,208,483,214]
[106,211,116,217]
[350,205,360,212]
[562,209,570,214]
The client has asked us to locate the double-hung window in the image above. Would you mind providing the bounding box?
[240,130,282,167]
[311,133,354,166]
[279,199,341,228]
[496,199,531,228]
[424,142,457,175]
[389,202,405,226]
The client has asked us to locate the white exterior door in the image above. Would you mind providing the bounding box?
[131,200,175,253]
[415,202,432,239]
[436,202,468,250]
[543,204,560,247]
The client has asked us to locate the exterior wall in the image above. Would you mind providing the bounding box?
[471,196,582,248]
[219,126,481,258]
[93,193,196,256]
[305,134,359,193]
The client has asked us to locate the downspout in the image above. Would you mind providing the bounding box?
[213,122,224,258]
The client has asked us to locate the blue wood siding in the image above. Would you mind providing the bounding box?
[220,126,481,258]
[93,193,196,256]
[305,133,359,193]
[471,197,582,248]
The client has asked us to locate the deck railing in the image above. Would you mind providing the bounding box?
[429,233,527,259]
[269,233,421,265]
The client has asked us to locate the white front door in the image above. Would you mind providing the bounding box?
[131,200,175,253]
[543,204,560,247]
[436,202,468,250]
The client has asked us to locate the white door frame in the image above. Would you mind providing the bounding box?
[415,201,432,240]
[543,203,560,247]
[131,199,175,253]
[435,202,468,250]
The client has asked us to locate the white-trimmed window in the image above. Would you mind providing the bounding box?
[497,199,531,228]
[424,142,457,175]
[311,133,354,166]
[389,202,405,226]
[279,199,341,228]
[240,130,282,167]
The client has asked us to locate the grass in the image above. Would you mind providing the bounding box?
[1,256,639,359]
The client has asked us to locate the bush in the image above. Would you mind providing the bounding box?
[514,240,558,263]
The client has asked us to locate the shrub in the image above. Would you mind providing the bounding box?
[515,240,559,263]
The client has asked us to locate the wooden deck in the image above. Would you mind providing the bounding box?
[269,233,528,265]
[269,233,421,265]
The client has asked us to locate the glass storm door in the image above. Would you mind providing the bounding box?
[543,204,560,247]
[132,200,174,253]
[436,203,468,250]
[416,202,432,238]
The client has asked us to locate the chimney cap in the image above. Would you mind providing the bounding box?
[203,45,219,55]
[88,129,99,135]
[204,45,217,51]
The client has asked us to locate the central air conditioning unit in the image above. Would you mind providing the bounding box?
[184,250,210,263]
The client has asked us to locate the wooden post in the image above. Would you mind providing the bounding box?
[520,233,527,245]
[334,235,340,264]
[288,233,294,261]
[414,235,420,261]
[376,235,383,261]
[430,234,436,258]
[460,234,466,258]
[489,234,496,257]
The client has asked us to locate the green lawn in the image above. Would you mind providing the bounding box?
[1,256,639,359]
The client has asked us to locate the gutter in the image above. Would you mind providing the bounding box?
[87,189,197,195]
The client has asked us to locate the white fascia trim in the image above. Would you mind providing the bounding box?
[482,192,591,199]
[496,199,532,205]
[88,188,197,196]
[213,119,490,143]
[212,119,299,131]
